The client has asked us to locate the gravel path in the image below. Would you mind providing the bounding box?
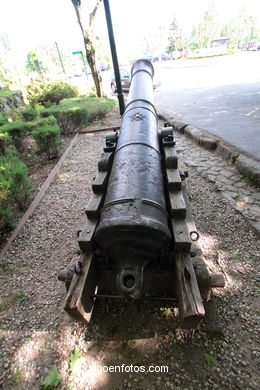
[0,128,259,390]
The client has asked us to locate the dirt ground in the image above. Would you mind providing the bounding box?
[0,116,259,390]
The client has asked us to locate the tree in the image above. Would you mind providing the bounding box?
[166,16,186,55]
[189,1,220,49]
[26,51,48,75]
[70,0,103,97]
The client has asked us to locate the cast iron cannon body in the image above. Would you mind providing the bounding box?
[59,59,225,329]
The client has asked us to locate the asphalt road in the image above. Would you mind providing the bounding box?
[153,52,260,161]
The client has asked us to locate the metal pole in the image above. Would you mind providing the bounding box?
[55,41,66,75]
[103,0,125,115]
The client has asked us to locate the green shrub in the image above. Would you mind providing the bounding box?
[0,150,32,229]
[26,79,78,107]
[0,114,8,126]
[21,108,38,121]
[43,81,78,105]
[0,121,34,150]
[32,124,61,159]
[40,96,115,135]
[0,131,12,154]
[26,78,52,107]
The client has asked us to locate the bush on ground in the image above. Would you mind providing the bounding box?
[26,78,79,107]
[26,78,52,107]
[43,81,78,105]
[21,107,38,122]
[0,114,8,126]
[40,96,115,135]
[32,124,61,160]
[0,149,32,230]
[0,131,12,154]
[0,121,34,150]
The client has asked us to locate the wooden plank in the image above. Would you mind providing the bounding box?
[78,218,97,251]
[169,190,186,218]
[164,146,178,169]
[80,125,120,134]
[175,252,205,329]
[64,253,97,322]
[171,218,191,252]
[85,193,103,218]
[167,169,182,191]
[92,171,108,193]
[98,152,114,172]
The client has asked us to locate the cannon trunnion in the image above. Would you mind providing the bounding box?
[58,59,225,329]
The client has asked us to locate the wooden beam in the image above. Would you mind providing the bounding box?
[92,171,109,193]
[175,252,205,328]
[169,190,186,218]
[85,193,104,219]
[80,125,120,134]
[166,169,182,191]
[64,253,97,322]
[171,218,191,252]
[164,146,178,169]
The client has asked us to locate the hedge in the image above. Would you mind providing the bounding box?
[0,149,32,229]
[40,96,115,135]
[32,124,61,159]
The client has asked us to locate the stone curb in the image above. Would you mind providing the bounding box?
[157,106,260,188]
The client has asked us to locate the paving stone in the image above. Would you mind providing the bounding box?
[233,182,247,189]
[216,175,232,185]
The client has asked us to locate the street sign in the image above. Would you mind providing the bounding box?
[72,51,82,55]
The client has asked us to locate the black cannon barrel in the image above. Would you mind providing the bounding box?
[95,59,171,299]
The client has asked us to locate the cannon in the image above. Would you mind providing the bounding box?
[58,59,225,329]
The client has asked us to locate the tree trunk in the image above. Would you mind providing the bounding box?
[84,36,104,97]
[71,0,104,97]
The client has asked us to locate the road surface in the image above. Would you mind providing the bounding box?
[153,52,260,161]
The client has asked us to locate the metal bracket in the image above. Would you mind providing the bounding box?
[104,131,118,152]
[159,126,175,146]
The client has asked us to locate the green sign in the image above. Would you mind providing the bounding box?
[72,51,82,55]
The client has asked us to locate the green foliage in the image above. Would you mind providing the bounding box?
[13,290,29,305]
[26,78,52,107]
[162,308,172,318]
[0,114,8,126]
[43,81,78,105]
[40,96,115,135]
[68,348,83,376]
[231,250,241,259]
[0,149,32,229]
[32,124,61,159]
[26,78,78,108]
[0,130,12,154]
[41,366,61,389]
[203,353,219,367]
[13,368,24,384]
[0,121,34,150]
[21,108,38,122]
[26,51,48,75]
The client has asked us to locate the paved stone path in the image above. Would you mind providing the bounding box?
[174,131,260,236]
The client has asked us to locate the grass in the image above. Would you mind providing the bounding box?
[41,366,61,389]
[203,353,219,367]
[13,368,24,384]
[68,348,83,376]
[7,264,18,275]
[231,250,241,259]
[12,290,29,305]
[186,52,234,60]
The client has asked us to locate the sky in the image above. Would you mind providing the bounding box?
[0,0,260,63]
